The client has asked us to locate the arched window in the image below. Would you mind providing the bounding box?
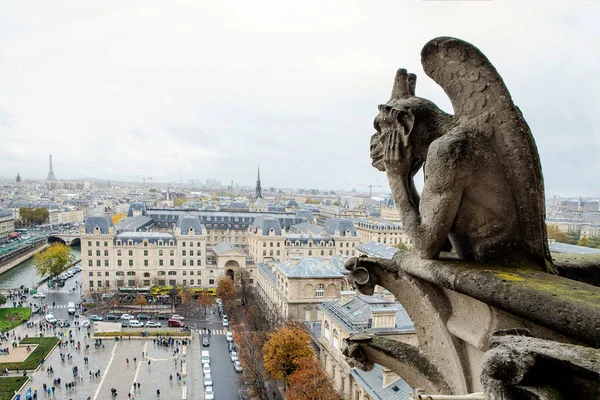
[315,284,325,297]
[324,321,330,339]
[333,329,339,349]
[127,271,136,276]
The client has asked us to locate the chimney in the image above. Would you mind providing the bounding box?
[370,307,397,329]
[381,367,399,388]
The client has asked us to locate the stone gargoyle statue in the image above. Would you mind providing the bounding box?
[367,36,553,271]
[342,37,600,399]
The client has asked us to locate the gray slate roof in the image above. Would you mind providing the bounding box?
[251,216,282,235]
[84,214,113,234]
[323,218,357,236]
[127,202,147,217]
[275,257,346,278]
[289,222,323,235]
[115,215,154,233]
[0,209,13,218]
[116,232,174,244]
[351,364,412,400]
[295,209,314,221]
[211,242,244,255]
[286,198,299,207]
[177,214,204,235]
[356,242,399,260]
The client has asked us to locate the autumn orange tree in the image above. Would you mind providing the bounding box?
[547,224,568,243]
[234,324,269,399]
[263,324,313,387]
[288,357,342,400]
[196,291,214,316]
[216,277,236,315]
[134,294,147,312]
[178,287,192,316]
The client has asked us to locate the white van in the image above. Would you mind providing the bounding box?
[67,302,76,314]
[201,350,210,365]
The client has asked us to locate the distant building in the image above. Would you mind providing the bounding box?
[566,199,581,212]
[255,257,349,325]
[318,295,416,400]
[353,219,412,247]
[0,209,15,242]
[584,200,600,213]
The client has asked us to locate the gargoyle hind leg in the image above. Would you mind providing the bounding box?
[345,254,406,295]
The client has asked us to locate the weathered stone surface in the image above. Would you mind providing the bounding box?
[371,36,552,272]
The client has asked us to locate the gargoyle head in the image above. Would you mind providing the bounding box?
[371,68,447,173]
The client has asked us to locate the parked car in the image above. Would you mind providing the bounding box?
[167,319,184,327]
[101,293,114,300]
[226,332,233,342]
[205,386,215,400]
[45,314,57,324]
[202,336,210,347]
[58,320,70,328]
[203,373,213,387]
[80,319,90,328]
[203,364,211,376]
[145,321,161,328]
[128,320,144,328]
[120,314,134,320]
[223,319,229,327]
[136,314,152,321]
[156,315,168,321]
[234,360,243,372]
[32,293,45,298]
[89,315,103,321]
[104,314,119,321]
[230,351,239,362]
[171,314,185,321]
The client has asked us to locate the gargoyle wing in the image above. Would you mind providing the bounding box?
[420,37,552,272]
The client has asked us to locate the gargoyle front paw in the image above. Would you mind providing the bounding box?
[345,256,377,295]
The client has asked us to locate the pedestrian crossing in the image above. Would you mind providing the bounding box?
[199,329,229,336]
[48,304,69,309]
[45,289,76,294]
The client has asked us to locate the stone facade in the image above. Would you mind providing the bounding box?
[354,219,412,247]
[255,257,349,325]
[0,210,15,241]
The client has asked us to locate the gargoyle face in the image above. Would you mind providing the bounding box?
[370,131,386,171]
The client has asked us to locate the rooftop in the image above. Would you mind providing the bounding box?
[275,257,347,278]
[356,242,399,260]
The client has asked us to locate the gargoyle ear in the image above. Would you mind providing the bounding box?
[395,109,415,147]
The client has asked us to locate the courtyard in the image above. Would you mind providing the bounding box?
[15,336,192,400]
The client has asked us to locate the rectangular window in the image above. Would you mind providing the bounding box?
[96,250,100,256]
[144,260,148,266]
[97,271,101,276]
[190,271,194,275]
[143,280,150,286]
[88,250,92,256]
[170,260,174,266]
[182,271,187,276]
[190,260,194,266]
[159,260,163,266]
[183,279,187,285]
[97,280,102,287]
[190,279,194,285]
[105,280,110,287]
[104,260,109,267]
[87,241,92,247]
[104,241,108,247]
[117,260,122,267]
[182,242,186,247]
[169,279,176,286]
[182,250,186,256]
[170,250,174,256]
[190,250,194,256]
[89,280,93,287]
[144,250,148,256]
[96,241,100,247]
[96,260,101,267]
[129,260,133,266]
[105,272,109,276]
[88,260,92,267]
[209,279,215,285]
[104,250,108,257]
[158,280,165,286]
[88,272,93,277]
[129,250,133,256]
[117,250,121,256]
[159,250,163,256]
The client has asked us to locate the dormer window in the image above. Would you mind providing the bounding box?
[116,240,122,246]
[128,240,133,246]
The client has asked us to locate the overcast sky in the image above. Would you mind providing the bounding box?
[0,1,598,196]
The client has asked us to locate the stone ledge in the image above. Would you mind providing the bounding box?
[392,252,600,348]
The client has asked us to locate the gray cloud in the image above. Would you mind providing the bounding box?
[0,1,598,195]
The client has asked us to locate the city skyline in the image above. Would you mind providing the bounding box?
[1,1,599,196]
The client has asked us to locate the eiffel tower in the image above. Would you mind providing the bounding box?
[46,154,56,181]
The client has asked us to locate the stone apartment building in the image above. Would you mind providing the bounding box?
[353,219,412,247]
[255,257,349,325]
[318,295,416,400]
[80,213,253,295]
[0,209,15,241]
[248,217,360,264]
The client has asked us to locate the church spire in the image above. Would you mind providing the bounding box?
[255,165,262,200]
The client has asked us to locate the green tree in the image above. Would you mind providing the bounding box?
[0,294,6,307]
[395,243,409,252]
[33,243,76,280]
[304,198,321,205]
[578,235,591,247]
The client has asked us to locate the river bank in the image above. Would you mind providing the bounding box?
[0,242,48,276]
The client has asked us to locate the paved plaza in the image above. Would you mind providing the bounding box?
[16,335,193,400]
